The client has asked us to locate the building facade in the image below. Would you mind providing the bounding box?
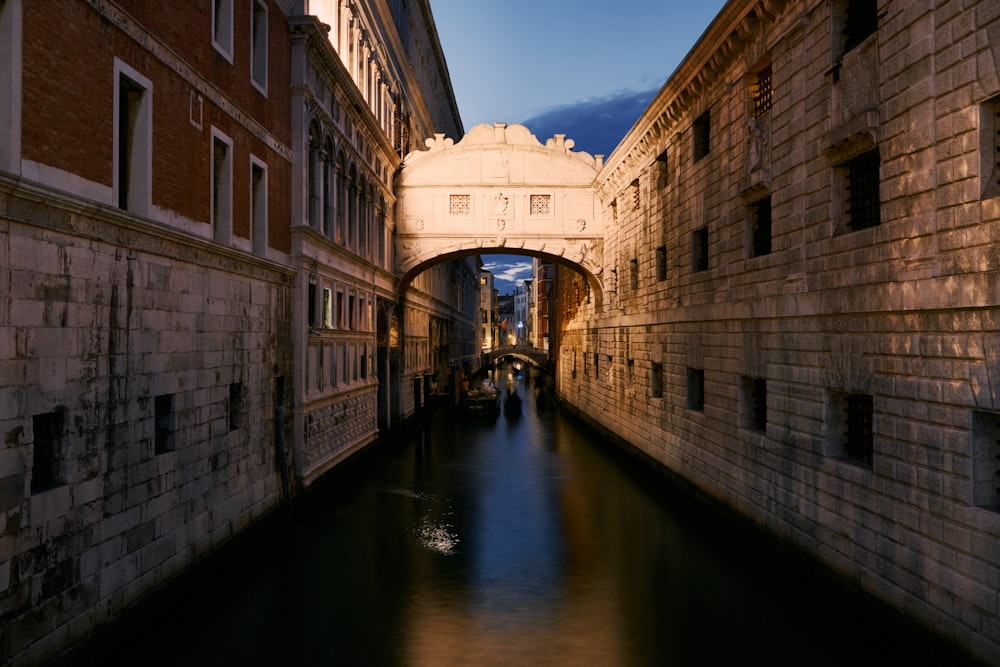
[0,0,474,663]
[555,0,1000,663]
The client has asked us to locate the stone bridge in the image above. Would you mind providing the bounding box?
[483,344,549,368]
[395,123,606,304]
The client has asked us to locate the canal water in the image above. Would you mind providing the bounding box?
[49,368,981,666]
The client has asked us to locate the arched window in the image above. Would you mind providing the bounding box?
[323,137,335,237]
[335,151,347,244]
[347,163,357,250]
[307,121,321,228]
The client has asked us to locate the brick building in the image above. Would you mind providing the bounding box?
[0,0,474,663]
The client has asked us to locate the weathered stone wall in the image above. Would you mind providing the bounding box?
[0,182,294,665]
[558,0,1000,663]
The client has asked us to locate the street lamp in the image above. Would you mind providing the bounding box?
[516,321,523,346]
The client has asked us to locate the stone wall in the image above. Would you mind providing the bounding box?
[0,181,294,665]
[557,1,1000,663]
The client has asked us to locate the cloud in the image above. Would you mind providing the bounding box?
[518,88,658,158]
[482,256,533,293]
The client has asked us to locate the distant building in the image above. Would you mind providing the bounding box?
[0,1,474,663]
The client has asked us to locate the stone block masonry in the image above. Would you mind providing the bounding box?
[0,183,293,665]
[555,0,1000,664]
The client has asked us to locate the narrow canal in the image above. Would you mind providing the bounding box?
[50,367,980,666]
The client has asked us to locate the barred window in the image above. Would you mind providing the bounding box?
[449,194,470,216]
[844,149,880,231]
[651,363,663,398]
[752,65,772,118]
[530,194,551,215]
[630,179,640,209]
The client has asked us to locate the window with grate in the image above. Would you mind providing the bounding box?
[750,196,772,256]
[843,0,878,53]
[449,194,470,215]
[530,194,551,215]
[687,368,705,411]
[630,258,639,291]
[630,179,640,209]
[844,148,880,231]
[753,65,772,118]
[651,362,663,398]
[980,96,1000,199]
[692,227,709,272]
[844,393,873,466]
[972,411,1000,509]
[31,410,65,493]
[693,111,711,162]
[655,245,667,282]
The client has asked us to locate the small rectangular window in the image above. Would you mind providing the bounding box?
[154,395,175,455]
[843,148,880,232]
[692,227,709,272]
[31,410,65,494]
[323,288,333,328]
[229,383,244,431]
[530,194,551,215]
[629,258,639,291]
[250,0,268,93]
[630,179,640,210]
[450,194,470,216]
[750,196,772,257]
[687,368,705,411]
[693,110,711,162]
[655,245,667,282]
[743,376,767,432]
[651,363,663,398]
[655,149,669,189]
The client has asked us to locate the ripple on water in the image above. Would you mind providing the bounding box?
[416,518,460,555]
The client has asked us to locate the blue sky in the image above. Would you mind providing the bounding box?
[430,0,728,293]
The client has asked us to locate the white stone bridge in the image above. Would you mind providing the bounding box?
[395,123,606,304]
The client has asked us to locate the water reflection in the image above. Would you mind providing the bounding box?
[49,368,982,666]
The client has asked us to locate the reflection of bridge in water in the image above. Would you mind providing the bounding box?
[484,345,549,368]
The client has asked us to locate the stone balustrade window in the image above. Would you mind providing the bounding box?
[530,194,551,215]
[449,194,470,215]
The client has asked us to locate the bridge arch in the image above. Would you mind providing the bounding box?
[395,123,606,305]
